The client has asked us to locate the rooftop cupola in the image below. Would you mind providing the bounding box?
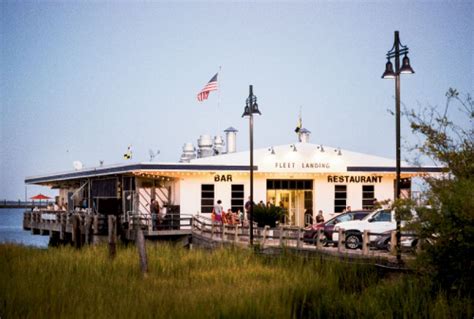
[299,128,311,143]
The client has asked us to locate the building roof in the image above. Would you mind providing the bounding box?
[190,142,442,173]
[25,142,443,185]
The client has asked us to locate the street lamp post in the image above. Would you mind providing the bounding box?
[242,85,261,246]
[382,30,415,262]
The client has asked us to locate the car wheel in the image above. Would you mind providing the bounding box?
[320,233,329,246]
[345,234,361,249]
[312,233,328,246]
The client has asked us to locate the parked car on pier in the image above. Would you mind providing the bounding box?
[333,209,416,250]
[303,210,371,246]
[373,230,418,251]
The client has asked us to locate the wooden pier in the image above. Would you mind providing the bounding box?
[23,210,414,268]
[1,200,50,209]
[23,210,193,246]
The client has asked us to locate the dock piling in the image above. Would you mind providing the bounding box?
[136,228,148,276]
[108,215,117,259]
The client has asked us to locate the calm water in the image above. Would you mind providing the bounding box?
[0,208,49,247]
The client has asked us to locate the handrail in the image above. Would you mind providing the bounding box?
[22,209,420,258]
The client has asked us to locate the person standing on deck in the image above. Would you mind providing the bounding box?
[244,197,255,225]
[316,210,325,223]
[150,199,160,230]
[213,200,223,223]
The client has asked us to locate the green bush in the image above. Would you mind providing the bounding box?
[406,89,474,295]
[252,205,287,227]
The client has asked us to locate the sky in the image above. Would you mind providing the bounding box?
[1,1,472,200]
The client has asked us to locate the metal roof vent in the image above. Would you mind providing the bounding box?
[224,127,238,153]
[213,135,225,155]
[197,135,214,158]
[179,142,196,162]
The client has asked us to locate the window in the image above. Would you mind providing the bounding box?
[91,178,118,198]
[201,184,214,213]
[231,184,244,213]
[266,179,313,190]
[304,191,313,210]
[362,185,375,210]
[334,185,347,213]
[336,214,353,223]
[371,210,392,222]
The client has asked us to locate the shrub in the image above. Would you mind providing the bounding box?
[252,205,286,227]
[406,89,474,295]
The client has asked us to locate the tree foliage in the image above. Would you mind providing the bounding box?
[406,88,473,295]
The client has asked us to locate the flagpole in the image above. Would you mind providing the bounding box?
[217,66,222,137]
[298,106,302,142]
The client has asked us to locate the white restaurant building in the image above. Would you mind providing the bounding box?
[25,128,441,227]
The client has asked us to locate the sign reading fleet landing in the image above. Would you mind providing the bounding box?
[275,162,330,169]
[259,160,345,173]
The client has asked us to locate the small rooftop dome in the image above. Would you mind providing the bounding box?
[224,126,238,133]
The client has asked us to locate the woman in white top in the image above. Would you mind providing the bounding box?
[213,200,223,222]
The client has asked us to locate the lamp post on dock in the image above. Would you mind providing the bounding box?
[381,30,415,262]
[242,85,261,246]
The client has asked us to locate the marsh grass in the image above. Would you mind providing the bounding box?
[0,243,471,318]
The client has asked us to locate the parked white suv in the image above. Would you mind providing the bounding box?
[333,209,408,249]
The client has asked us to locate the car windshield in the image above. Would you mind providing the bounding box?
[336,214,353,223]
[362,210,382,220]
[369,209,391,222]
[327,212,358,225]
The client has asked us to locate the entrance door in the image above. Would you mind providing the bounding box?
[271,190,305,226]
[278,191,290,224]
[266,179,313,227]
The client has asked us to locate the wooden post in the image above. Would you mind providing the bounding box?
[316,229,323,249]
[390,230,397,256]
[93,215,99,234]
[362,230,369,255]
[136,227,148,276]
[211,223,215,239]
[337,228,344,253]
[59,213,64,240]
[72,214,81,248]
[234,224,239,243]
[279,225,284,247]
[261,226,269,247]
[108,215,117,259]
[296,228,301,249]
[84,215,91,245]
[222,223,225,241]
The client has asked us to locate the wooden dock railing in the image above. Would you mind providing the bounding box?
[190,215,419,258]
[23,210,419,260]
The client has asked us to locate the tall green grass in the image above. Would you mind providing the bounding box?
[0,243,471,318]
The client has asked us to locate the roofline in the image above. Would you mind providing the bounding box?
[347,166,445,173]
[25,163,257,184]
[25,163,445,185]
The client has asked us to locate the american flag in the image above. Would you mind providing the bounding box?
[197,73,218,102]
